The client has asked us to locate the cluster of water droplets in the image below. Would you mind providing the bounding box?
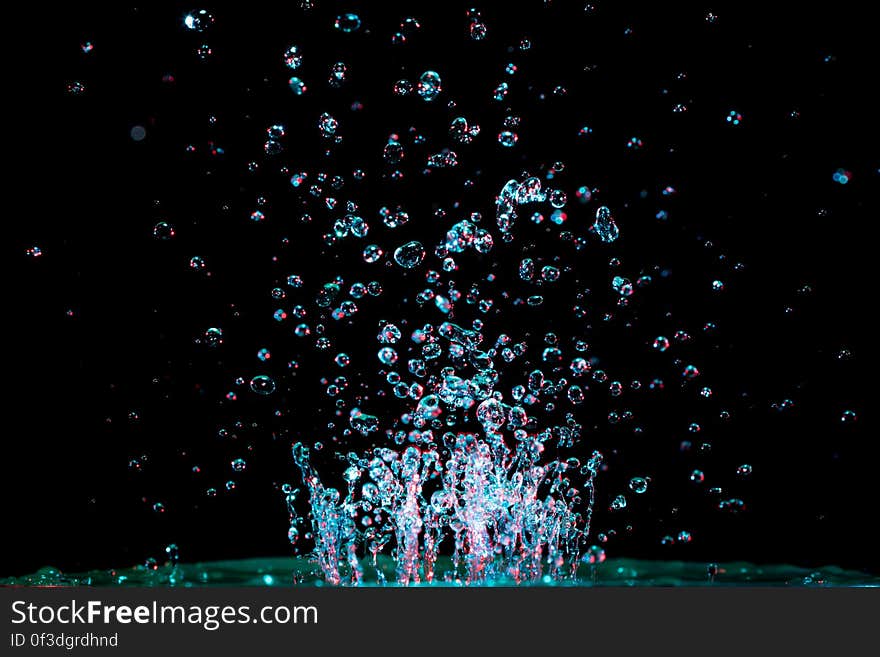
[166,6,746,584]
[57,2,861,585]
[284,316,606,585]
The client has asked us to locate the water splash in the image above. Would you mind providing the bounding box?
[284,316,607,585]
[63,3,864,587]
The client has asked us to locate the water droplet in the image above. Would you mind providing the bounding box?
[334,13,362,33]
[153,221,175,240]
[183,10,214,32]
[629,477,649,494]
[393,241,426,269]
[204,327,223,347]
[283,45,303,70]
[417,71,442,102]
[498,131,518,147]
[582,545,606,564]
[249,375,276,395]
[288,77,307,94]
[592,206,620,243]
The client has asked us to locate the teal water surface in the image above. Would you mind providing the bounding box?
[4,557,878,587]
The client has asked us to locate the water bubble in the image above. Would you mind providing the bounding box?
[350,409,379,435]
[583,545,606,564]
[468,13,488,41]
[612,276,633,297]
[629,477,649,494]
[318,113,339,138]
[328,61,347,87]
[592,206,619,243]
[334,13,362,33]
[682,364,700,379]
[718,498,746,513]
[183,10,214,32]
[363,244,384,263]
[626,136,644,150]
[498,131,518,147]
[204,327,223,347]
[153,221,176,240]
[249,375,276,395]
[513,178,543,205]
[378,347,398,365]
[417,71,442,102]
[393,241,426,269]
[449,117,480,144]
[288,77,307,94]
[476,398,506,431]
[610,494,627,510]
[283,45,303,70]
[548,189,567,208]
[832,168,851,185]
[393,79,413,96]
[66,81,86,95]
[427,150,459,168]
[399,16,422,34]
[542,266,560,282]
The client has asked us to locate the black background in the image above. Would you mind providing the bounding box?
[7,1,876,577]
